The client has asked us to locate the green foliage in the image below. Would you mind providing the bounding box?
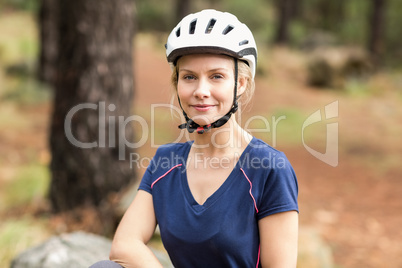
[343,71,402,98]
[244,109,307,147]
[271,108,307,146]
[2,163,50,209]
[0,11,50,104]
[339,0,370,45]
[0,11,38,65]
[343,78,372,97]
[0,0,39,12]
[384,0,402,66]
[1,75,52,104]
[0,217,50,267]
[2,0,402,68]
[219,0,273,32]
[136,0,175,32]
[135,0,274,43]
[221,0,275,44]
[133,0,402,67]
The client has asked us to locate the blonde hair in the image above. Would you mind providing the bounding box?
[171,59,255,108]
[237,60,255,109]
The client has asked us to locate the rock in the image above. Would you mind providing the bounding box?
[306,46,372,88]
[301,31,339,51]
[11,231,173,268]
[10,232,111,268]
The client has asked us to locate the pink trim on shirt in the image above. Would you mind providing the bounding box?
[240,168,259,213]
[151,164,183,189]
[256,244,260,268]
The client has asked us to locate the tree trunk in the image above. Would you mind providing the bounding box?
[274,0,294,44]
[368,0,387,64]
[289,0,303,20]
[175,0,191,24]
[38,0,58,85]
[317,0,345,32]
[49,0,135,218]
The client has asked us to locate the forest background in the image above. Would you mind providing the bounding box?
[0,0,401,267]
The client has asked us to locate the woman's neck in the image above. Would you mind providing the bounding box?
[191,118,252,157]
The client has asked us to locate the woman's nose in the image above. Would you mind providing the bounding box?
[193,79,211,99]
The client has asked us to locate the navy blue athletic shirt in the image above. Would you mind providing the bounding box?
[139,137,298,268]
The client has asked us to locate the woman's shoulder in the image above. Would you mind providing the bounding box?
[248,137,287,158]
[239,137,293,173]
[154,141,193,157]
[145,142,192,175]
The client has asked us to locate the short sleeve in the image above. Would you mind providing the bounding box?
[138,156,156,194]
[257,153,299,220]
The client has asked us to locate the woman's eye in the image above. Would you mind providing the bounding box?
[211,74,224,79]
[183,75,195,80]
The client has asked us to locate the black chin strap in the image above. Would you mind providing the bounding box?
[177,59,239,134]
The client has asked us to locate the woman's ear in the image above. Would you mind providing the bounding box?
[237,76,247,97]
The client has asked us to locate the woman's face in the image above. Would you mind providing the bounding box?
[177,54,246,126]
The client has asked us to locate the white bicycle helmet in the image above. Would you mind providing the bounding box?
[166,9,257,78]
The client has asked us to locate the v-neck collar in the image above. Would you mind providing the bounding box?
[180,137,256,213]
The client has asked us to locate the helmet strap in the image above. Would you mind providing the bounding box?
[177,59,239,134]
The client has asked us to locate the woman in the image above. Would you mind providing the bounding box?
[92,9,298,268]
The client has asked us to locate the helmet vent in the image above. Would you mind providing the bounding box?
[189,19,197,34]
[239,40,249,46]
[176,28,181,37]
[205,19,217,34]
[222,25,234,35]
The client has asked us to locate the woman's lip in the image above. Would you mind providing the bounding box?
[191,104,214,111]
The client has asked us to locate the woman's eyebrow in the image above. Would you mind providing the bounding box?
[179,68,229,73]
[178,68,193,73]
